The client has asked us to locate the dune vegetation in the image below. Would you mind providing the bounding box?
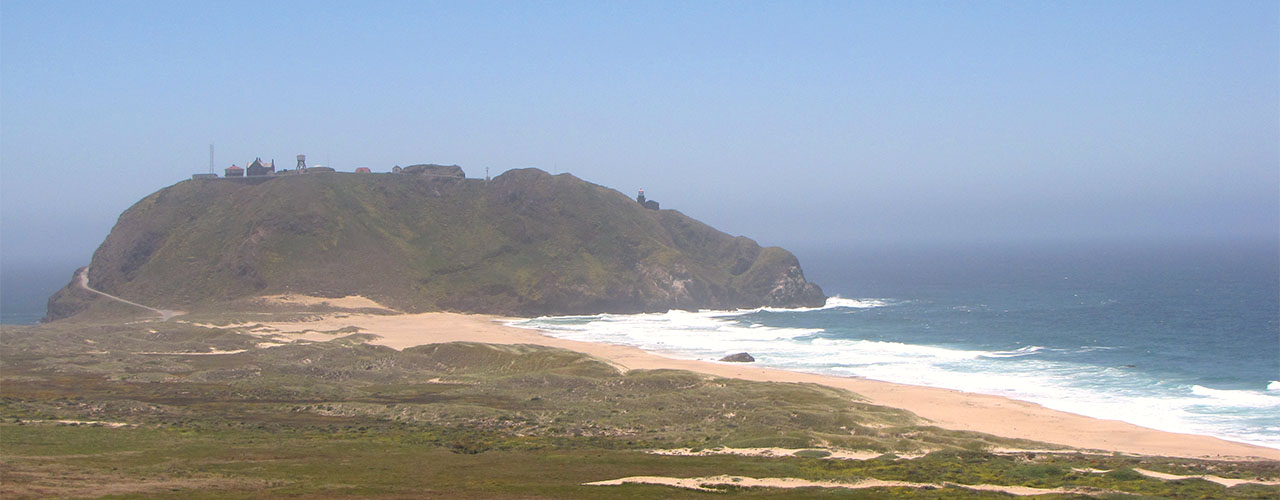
[3,317,1278,499]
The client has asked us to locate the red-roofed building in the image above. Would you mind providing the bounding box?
[225,165,244,177]
[355,167,372,173]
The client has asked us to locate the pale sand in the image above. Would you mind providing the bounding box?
[1072,467,1280,487]
[1131,468,1280,487]
[584,475,1100,496]
[646,447,914,461]
[199,311,1280,461]
[254,294,398,311]
[137,349,248,355]
[21,419,135,428]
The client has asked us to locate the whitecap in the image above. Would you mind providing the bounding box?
[1189,385,1280,409]
[981,346,1046,358]
[1267,381,1280,392]
[820,296,892,309]
[729,296,894,314]
[810,338,985,361]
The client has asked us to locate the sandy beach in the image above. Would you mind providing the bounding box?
[215,308,1280,461]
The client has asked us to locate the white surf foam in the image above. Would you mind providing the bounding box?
[814,296,893,310]
[509,305,1280,449]
[1190,385,1280,409]
[727,296,893,314]
[981,346,1046,358]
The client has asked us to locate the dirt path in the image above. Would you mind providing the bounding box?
[77,267,182,321]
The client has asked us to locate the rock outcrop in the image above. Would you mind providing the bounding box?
[47,167,825,319]
[719,353,755,363]
[403,164,465,178]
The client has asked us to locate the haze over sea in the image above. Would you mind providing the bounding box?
[517,239,1280,449]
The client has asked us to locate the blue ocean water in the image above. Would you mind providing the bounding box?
[516,240,1280,449]
[0,259,79,325]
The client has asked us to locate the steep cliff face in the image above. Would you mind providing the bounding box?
[47,168,824,319]
[43,268,96,322]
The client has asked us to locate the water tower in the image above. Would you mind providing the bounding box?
[296,154,307,171]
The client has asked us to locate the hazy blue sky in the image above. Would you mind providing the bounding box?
[2,0,1277,268]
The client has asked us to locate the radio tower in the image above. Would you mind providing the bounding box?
[208,144,215,174]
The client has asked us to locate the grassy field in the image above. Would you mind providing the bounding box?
[3,317,1278,498]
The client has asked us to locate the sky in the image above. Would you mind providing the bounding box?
[2,0,1277,273]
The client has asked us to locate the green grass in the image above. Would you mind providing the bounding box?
[3,318,1278,499]
[6,422,1279,499]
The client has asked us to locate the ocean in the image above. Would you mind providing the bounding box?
[0,259,79,325]
[5,240,1277,448]
[513,240,1280,449]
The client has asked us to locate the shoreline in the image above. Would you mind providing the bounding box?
[208,310,1280,461]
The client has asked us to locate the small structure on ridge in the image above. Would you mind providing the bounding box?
[246,158,275,176]
[637,189,659,210]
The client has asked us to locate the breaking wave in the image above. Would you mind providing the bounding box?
[509,300,1280,449]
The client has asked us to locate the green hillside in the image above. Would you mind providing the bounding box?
[48,168,824,318]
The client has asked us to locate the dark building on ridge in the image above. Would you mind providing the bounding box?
[246,158,275,176]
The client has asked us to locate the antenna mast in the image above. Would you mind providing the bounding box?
[208,144,215,174]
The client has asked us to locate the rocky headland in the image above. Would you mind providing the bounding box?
[46,166,824,320]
